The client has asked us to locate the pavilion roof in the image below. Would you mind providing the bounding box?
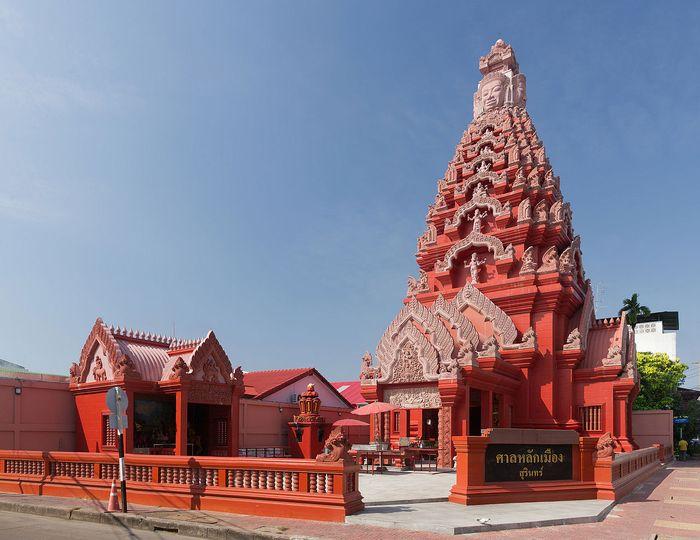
[331,380,367,407]
[243,367,353,407]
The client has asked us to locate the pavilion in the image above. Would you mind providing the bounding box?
[69,318,244,456]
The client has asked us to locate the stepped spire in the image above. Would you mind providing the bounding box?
[473,39,526,119]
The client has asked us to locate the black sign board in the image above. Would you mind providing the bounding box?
[485,444,573,482]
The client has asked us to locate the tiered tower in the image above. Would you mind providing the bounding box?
[360,40,638,467]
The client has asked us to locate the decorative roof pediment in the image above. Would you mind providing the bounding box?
[72,318,139,384]
[446,194,505,230]
[377,323,440,384]
[431,294,480,349]
[435,231,512,271]
[452,283,518,345]
[175,330,234,385]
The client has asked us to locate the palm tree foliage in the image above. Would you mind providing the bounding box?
[619,293,651,327]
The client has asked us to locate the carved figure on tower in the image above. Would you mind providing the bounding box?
[467,252,486,283]
[468,209,488,233]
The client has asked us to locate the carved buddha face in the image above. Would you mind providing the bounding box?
[480,77,506,112]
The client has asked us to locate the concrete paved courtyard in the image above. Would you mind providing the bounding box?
[359,469,456,505]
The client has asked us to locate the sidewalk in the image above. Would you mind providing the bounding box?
[0,491,449,540]
[0,460,694,539]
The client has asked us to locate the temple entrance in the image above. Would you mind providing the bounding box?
[469,406,481,435]
[187,403,230,456]
[422,408,439,440]
[133,394,176,454]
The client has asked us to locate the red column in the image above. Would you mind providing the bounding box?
[175,390,188,456]
[480,389,493,430]
[125,388,135,453]
[229,384,242,457]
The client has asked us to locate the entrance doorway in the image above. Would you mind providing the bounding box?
[469,406,482,435]
[187,403,230,456]
[422,408,439,440]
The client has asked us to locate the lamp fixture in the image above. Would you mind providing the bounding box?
[14,387,22,395]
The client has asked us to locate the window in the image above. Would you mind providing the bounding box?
[579,405,603,432]
[215,418,229,447]
[393,411,401,433]
[102,414,117,447]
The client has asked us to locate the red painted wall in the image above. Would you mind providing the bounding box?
[240,399,368,449]
[0,374,75,451]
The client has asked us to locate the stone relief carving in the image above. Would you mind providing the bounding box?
[383,386,442,409]
[466,252,487,283]
[534,199,549,223]
[456,342,478,367]
[447,192,505,230]
[417,222,437,251]
[544,168,560,189]
[169,357,190,380]
[519,327,537,348]
[431,294,480,350]
[438,406,452,468]
[473,39,526,118]
[452,283,518,345]
[559,245,577,275]
[595,432,616,458]
[359,351,381,381]
[375,300,444,384]
[602,344,622,366]
[69,362,80,383]
[563,328,582,350]
[439,356,461,378]
[114,354,139,379]
[478,335,500,358]
[468,209,488,234]
[513,168,527,189]
[517,197,532,222]
[437,230,509,271]
[538,245,559,273]
[407,269,429,296]
[201,357,221,383]
[389,341,426,383]
[519,246,537,274]
[434,192,447,209]
[92,356,107,382]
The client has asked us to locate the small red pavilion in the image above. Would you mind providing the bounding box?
[360,40,639,468]
[69,318,244,456]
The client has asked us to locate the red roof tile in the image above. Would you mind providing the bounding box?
[331,381,367,407]
[242,367,353,407]
[243,367,314,399]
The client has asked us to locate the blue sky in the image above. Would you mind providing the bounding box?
[1,1,698,385]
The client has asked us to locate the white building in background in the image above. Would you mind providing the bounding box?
[634,311,678,360]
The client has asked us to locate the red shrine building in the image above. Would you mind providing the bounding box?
[69,318,244,457]
[359,40,639,468]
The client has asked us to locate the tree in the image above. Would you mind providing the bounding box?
[633,352,687,410]
[619,293,651,327]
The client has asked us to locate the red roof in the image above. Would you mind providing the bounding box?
[331,381,367,407]
[243,367,353,408]
[243,367,313,398]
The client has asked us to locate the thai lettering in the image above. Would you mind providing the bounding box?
[494,447,561,466]
[519,466,544,480]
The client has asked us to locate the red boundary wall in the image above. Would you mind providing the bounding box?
[0,450,363,522]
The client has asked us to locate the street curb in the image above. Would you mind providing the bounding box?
[0,499,278,540]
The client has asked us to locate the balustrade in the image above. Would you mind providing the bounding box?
[0,450,362,522]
